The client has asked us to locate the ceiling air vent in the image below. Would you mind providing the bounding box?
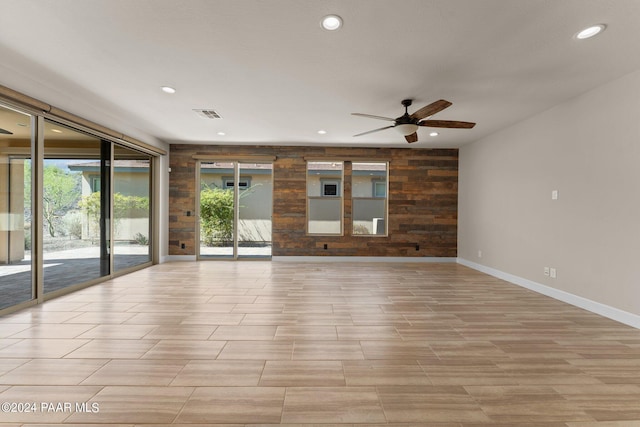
[193,109,222,119]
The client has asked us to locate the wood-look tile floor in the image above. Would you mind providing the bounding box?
[1,261,640,426]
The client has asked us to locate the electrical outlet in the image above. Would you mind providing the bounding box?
[544,267,550,276]
[180,243,186,249]
[323,244,328,250]
[478,250,482,258]
[550,268,557,279]
[551,190,559,200]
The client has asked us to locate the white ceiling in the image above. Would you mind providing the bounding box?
[1,0,639,149]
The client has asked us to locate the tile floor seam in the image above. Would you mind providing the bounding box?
[170,383,198,424]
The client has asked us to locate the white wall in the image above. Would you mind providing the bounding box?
[459,68,640,318]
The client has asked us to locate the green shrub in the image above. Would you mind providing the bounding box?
[79,192,149,238]
[133,232,148,245]
[66,212,83,239]
[200,188,233,246]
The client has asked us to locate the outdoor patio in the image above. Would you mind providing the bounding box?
[0,246,150,311]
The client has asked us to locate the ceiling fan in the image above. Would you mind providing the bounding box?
[352,99,475,143]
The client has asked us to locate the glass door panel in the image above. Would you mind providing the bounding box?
[0,105,33,310]
[43,121,108,294]
[238,162,272,258]
[113,145,152,271]
[199,161,234,258]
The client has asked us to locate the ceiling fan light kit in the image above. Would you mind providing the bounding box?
[395,123,419,136]
[352,98,476,143]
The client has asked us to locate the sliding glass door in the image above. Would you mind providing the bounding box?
[238,162,272,258]
[43,120,108,295]
[0,102,157,313]
[199,161,235,258]
[113,145,152,272]
[198,161,272,259]
[0,105,33,310]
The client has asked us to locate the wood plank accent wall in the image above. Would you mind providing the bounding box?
[169,145,458,257]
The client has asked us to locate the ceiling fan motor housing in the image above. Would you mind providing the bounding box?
[398,99,418,124]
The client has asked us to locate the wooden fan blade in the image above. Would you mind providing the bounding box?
[418,120,476,129]
[351,113,396,122]
[353,125,395,137]
[410,99,452,120]
[405,132,418,143]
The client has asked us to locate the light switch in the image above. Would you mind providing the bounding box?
[551,190,558,200]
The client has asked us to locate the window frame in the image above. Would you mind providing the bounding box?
[306,161,344,236]
[352,161,388,237]
[90,175,101,193]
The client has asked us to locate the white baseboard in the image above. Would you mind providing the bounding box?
[457,258,640,329]
[161,255,197,262]
[272,256,458,263]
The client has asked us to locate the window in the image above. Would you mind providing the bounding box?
[307,161,343,235]
[223,177,251,189]
[373,180,386,198]
[90,176,101,193]
[352,162,388,236]
[321,180,340,196]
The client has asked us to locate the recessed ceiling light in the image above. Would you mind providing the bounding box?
[317,130,327,135]
[321,15,342,31]
[217,131,226,136]
[161,86,176,94]
[429,132,439,137]
[576,24,606,40]
[51,129,62,133]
